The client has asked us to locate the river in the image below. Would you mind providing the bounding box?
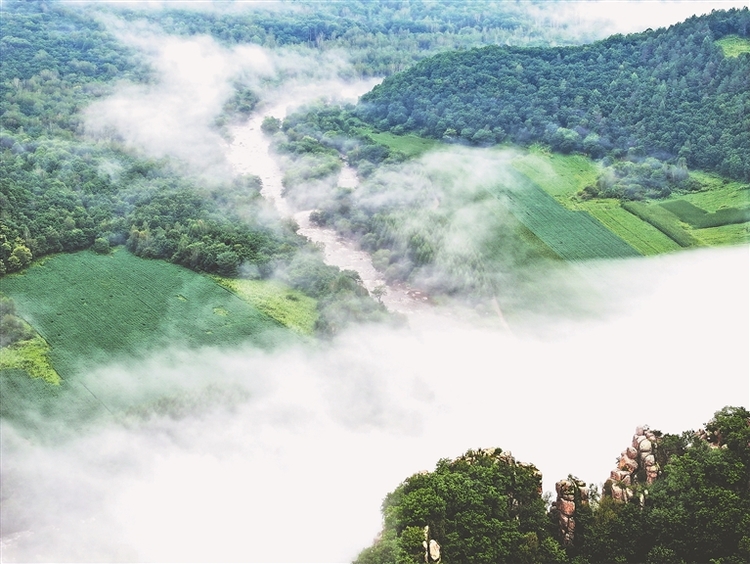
[226,96,430,315]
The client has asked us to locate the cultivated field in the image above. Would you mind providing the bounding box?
[489,171,640,261]
[578,200,682,255]
[0,250,292,380]
[511,149,750,252]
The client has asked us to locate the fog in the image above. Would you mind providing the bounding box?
[83,15,365,180]
[569,0,750,34]
[2,246,747,562]
[3,1,749,562]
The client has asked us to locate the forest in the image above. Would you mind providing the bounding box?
[356,8,750,182]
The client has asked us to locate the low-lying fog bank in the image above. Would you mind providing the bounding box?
[1,246,747,563]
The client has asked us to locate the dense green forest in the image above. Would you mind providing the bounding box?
[108,0,597,77]
[355,406,750,564]
[356,8,750,182]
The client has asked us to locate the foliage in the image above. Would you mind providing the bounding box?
[275,251,392,336]
[355,448,561,564]
[356,408,750,564]
[108,0,601,79]
[260,115,281,135]
[357,8,750,181]
[0,295,34,347]
[0,2,304,278]
[587,158,693,200]
[580,407,750,564]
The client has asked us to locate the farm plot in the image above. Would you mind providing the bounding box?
[1,249,290,379]
[578,200,682,255]
[621,201,700,248]
[489,173,640,261]
[659,200,750,228]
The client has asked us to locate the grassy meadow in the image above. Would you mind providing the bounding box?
[213,277,318,336]
[716,34,750,57]
[368,130,440,159]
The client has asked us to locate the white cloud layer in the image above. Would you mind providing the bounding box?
[2,246,747,563]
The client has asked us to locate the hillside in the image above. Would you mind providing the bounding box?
[354,407,750,564]
[356,8,750,181]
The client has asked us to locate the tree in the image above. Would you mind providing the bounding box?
[261,115,281,134]
[356,448,556,564]
[371,284,387,303]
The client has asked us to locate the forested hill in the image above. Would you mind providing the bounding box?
[357,8,750,181]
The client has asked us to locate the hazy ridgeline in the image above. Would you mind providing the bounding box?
[1,1,749,563]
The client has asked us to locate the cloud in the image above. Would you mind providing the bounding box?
[82,15,373,180]
[2,246,747,563]
[565,0,750,34]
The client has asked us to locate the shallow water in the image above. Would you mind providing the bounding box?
[226,99,429,315]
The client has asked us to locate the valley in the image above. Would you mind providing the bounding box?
[1,1,748,563]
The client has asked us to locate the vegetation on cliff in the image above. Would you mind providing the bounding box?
[355,406,750,564]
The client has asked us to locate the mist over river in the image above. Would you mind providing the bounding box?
[226,86,430,316]
[1,3,749,561]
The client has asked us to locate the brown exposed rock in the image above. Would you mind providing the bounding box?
[554,478,588,547]
[606,425,661,503]
[559,499,576,516]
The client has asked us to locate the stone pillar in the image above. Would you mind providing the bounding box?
[553,478,589,547]
[606,425,661,502]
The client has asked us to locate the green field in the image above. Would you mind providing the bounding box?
[716,35,750,57]
[621,201,700,247]
[511,147,600,202]
[214,277,318,336]
[578,199,682,255]
[368,130,440,158]
[489,171,640,261]
[674,171,750,211]
[509,149,750,252]
[0,249,292,380]
[659,199,750,228]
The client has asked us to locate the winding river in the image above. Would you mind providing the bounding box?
[226,99,429,315]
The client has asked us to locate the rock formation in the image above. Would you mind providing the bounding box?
[552,477,589,547]
[607,425,660,503]
[422,526,441,563]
